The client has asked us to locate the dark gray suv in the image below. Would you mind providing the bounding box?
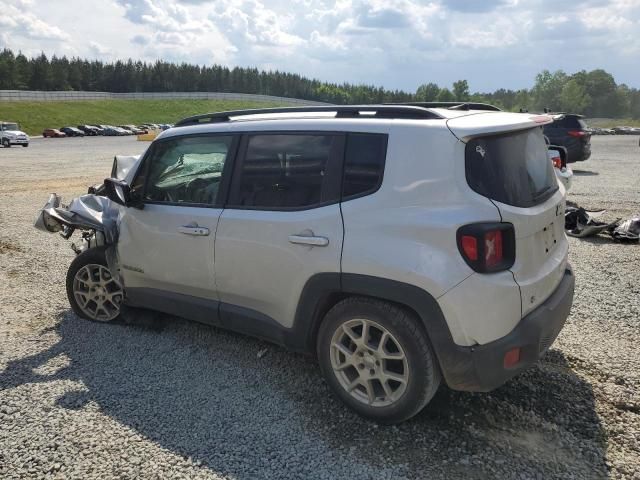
[543,114,591,163]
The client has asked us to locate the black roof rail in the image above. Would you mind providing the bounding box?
[174,105,444,127]
[388,102,502,112]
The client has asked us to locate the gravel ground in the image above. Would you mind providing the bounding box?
[0,135,638,479]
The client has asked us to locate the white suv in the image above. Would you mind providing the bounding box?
[36,104,574,424]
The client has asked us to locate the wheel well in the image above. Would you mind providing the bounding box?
[307,292,432,356]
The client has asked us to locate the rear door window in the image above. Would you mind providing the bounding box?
[465,127,558,208]
[228,133,343,210]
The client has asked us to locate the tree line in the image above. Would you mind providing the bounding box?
[0,48,638,118]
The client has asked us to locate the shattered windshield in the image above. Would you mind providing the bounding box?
[155,153,226,188]
[144,136,233,205]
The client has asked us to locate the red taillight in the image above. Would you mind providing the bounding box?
[503,348,521,368]
[484,230,503,267]
[550,155,562,169]
[567,130,585,138]
[457,223,515,273]
[461,235,478,261]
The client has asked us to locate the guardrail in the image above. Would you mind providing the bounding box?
[0,90,328,105]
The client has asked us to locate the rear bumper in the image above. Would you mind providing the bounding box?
[437,265,575,392]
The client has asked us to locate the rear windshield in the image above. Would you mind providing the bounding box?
[549,116,587,129]
[465,127,558,208]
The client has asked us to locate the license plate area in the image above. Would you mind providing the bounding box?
[543,222,557,255]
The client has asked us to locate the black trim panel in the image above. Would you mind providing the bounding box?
[125,288,220,326]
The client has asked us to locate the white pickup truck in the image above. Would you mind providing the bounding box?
[1,121,30,147]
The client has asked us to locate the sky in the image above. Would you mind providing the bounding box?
[0,0,639,92]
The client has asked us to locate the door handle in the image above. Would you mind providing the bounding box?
[288,233,329,247]
[178,225,210,236]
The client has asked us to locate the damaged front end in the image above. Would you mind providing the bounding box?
[34,154,140,276]
[34,192,120,254]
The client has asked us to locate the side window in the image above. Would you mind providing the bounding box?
[342,133,387,199]
[142,135,233,205]
[229,134,340,209]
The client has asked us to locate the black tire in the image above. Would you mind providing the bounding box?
[66,247,122,323]
[22,143,28,147]
[317,297,441,424]
[2,139,10,148]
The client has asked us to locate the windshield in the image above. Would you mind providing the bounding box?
[465,127,558,208]
[2,123,19,131]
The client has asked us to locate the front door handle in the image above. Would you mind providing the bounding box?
[178,225,210,236]
[288,233,329,247]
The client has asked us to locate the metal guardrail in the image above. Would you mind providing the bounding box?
[0,90,328,105]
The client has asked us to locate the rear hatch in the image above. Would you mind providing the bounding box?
[449,113,569,317]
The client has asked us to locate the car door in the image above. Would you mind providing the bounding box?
[117,133,238,322]
[214,132,345,331]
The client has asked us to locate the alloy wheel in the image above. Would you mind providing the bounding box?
[73,263,123,321]
[330,318,409,407]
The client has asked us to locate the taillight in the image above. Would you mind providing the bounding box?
[457,223,515,273]
[567,130,585,138]
[550,155,562,169]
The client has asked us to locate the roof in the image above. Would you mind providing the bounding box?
[163,104,551,141]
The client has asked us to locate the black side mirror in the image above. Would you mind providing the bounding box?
[103,178,132,206]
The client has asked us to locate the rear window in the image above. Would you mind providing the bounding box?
[465,127,558,208]
[550,116,587,129]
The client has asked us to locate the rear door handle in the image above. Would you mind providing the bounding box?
[288,234,329,247]
[178,225,210,236]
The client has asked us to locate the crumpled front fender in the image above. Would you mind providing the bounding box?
[34,193,120,244]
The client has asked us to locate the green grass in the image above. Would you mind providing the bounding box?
[0,99,285,135]
[586,118,640,128]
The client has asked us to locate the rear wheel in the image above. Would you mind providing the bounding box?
[66,247,123,322]
[317,297,441,424]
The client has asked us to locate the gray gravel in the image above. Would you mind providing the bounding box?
[0,135,639,479]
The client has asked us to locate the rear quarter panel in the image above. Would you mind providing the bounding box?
[340,125,505,345]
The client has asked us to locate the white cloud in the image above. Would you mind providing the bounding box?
[0,0,638,91]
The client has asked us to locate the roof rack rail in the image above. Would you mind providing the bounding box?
[388,102,502,112]
[174,105,444,127]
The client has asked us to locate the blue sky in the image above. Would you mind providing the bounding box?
[1,0,638,92]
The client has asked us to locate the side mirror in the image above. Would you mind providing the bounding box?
[103,178,132,206]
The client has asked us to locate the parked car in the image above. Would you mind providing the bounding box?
[60,127,85,137]
[43,128,66,138]
[542,113,591,163]
[101,126,128,136]
[78,125,100,136]
[119,125,145,135]
[35,104,574,424]
[1,121,29,147]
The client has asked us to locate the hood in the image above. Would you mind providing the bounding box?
[446,112,553,142]
[3,130,28,136]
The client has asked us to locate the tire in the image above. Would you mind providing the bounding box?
[317,297,441,424]
[22,143,28,147]
[66,247,123,323]
[2,139,10,148]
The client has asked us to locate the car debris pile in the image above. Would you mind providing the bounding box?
[565,206,640,241]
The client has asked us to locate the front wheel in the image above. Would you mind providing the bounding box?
[22,143,28,147]
[317,297,441,424]
[66,247,123,322]
[2,139,10,148]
